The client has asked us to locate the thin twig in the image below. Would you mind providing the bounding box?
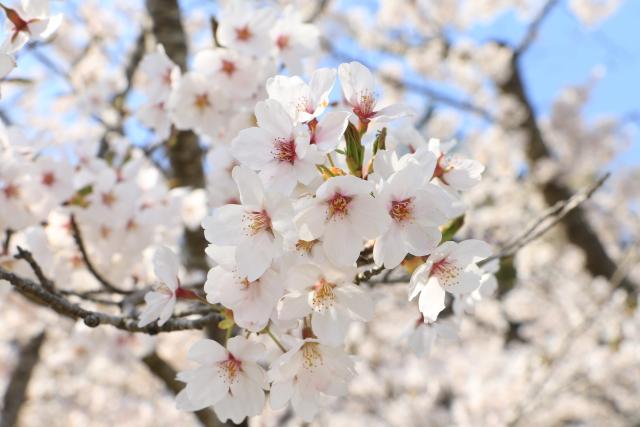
[69,214,132,295]
[479,173,610,266]
[515,0,560,55]
[14,247,55,292]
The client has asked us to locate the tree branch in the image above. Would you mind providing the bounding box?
[0,331,46,427]
[142,352,225,427]
[515,0,560,55]
[69,214,132,295]
[0,266,219,334]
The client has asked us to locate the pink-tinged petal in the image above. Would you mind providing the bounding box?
[269,380,294,410]
[293,159,318,186]
[202,204,244,245]
[278,293,312,320]
[373,227,408,269]
[372,149,399,180]
[204,244,236,270]
[447,269,483,295]
[259,161,297,195]
[226,375,265,420]
[235,233,272,281]
[309,67,336,114]
[204,265,235,304]
[408,263,429,301]
[336,283,373,321]
[231,127,274,170]
[373,103,414,122]
[227,336,265,362]
[255,99,293,137]
[188,339,228,364]
[242,362,268,389]
[418,277,446,322]
[231,165,265,207]
[152,246,180,289]
[323,219,361,266]
[451,239,492,266]
[402,223,440,257]
[312,307,350,346]
[157,295,176,325]
[294,199,327,240]
[349,195,390,239]
[138,291,172,327]
[338,61,375,107]
[314,111,350,152]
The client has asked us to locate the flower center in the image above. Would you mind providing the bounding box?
[101,192,116,207]
[327,193,352,220]
[42,172,56,186]
[430,258,462,289]
[276,34,289,50]
[242,210,272,236]
[3,183,19,199]
[311,278,336,312]
[218,354,242,385]
[272,138,297,164]
[220,59,236,77]
[194,93,210,111]
[295,239,319,256]
[235,25,252,41]
[390,198,413,222]
[301,342,323,370]
[353,90,376,121]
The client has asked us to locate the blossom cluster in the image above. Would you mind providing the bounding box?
[135,58,494,421]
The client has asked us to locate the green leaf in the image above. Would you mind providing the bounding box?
[440,215,465,243]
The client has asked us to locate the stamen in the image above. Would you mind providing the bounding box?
[235,25,252,41]
[390,198,413,222]
[242,210,272,236]
[271,138,297,164]
[430,258,462,289]
[302,342,323,370]
[217,354,242,384]
[326,193,352,220]
[311,278,336,312]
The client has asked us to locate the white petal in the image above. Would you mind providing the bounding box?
[278,293,312,320]
[231,127,274,170]
[255,99,293,137]
[336,283,373,321]
[418,278,446,322]
[153,246,180,289]
[188,339,228,364]
[232,165,265,207]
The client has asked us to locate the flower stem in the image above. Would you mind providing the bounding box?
[266,327,286,353]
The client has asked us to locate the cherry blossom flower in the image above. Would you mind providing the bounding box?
[429,138,485,191]
[168,72,229,137]
[138,246,196,327]
[278,264,373,345]
[202,166,293,281]
[266,68,336,123]
[205,263,283,332]
[338,61,412,124]
[193,47,258,99]
[294,175,390,266]
[216,0,277,57]
[231,99,322,195]
[406,315,458,357]
[408,240,492,322]
[138,44,180,101]
[373,163,453,268]
[270,7,320,73]
[176,337,267,423]
[268,336,355,421]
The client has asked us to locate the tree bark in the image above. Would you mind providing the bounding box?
[1,331,46,427]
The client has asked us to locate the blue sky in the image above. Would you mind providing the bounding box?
[467,0,640,167]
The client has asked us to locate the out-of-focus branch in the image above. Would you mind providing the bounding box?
[0,331,46,427]
[323,39,496,122]
[98,28,149,157]
[365,174,611,285]
[515,0,560,55]
[0,266,219,334]
[142,352,225,427]
[499,49,637,296]
[479,173,610,266]
[306,0,329,23]
[69,214,132,295]
[146,0,208,272]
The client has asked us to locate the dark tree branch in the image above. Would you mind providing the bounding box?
[498,52,637,296]
[142,352,225,427]
[14,246,54,292]
[69,214,132,295]
[0,331,46,427]
[515,0,560,55]
[0,266,219,334]
[146,0,208,272]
